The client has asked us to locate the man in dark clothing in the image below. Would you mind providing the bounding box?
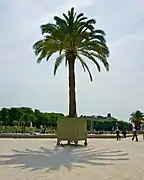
[42,127,46,134]
[122,127,127,139]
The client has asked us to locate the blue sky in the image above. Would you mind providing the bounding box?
[0,0,144,120]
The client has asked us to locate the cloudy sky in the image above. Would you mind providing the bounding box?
[0,0,144,120]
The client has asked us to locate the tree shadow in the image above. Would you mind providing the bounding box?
[0,145,129,171]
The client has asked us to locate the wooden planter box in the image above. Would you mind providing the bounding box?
[57,118,87,145]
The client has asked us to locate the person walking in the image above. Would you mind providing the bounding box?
[132,124,138,142]
[111,127,115,134]
[141,124,144,140]
[122,127,127,139]
[115,125,120,141]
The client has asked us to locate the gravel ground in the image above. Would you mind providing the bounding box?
[0,136,144,180]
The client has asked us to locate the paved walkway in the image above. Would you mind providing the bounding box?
[0,137,144,180]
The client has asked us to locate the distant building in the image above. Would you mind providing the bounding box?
[107,113,111,118]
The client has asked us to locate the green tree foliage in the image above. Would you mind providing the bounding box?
[33,7,109,117]
[129,110,144,127]
[1,108,9,125]
[0,107,64,128]
[0,107,132,132]
[83,115,132,131]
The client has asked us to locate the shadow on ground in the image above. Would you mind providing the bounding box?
[0,145,129,171]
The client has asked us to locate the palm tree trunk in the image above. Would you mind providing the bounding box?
[68,59,77,117]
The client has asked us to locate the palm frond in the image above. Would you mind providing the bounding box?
[91,35,106,44]
[37,50,47,63]
[90,52,109,71]
[54,16,67,26]
[77,54,93,81]
[77,17,88,23]
[79,50,101,72]
[80,41,109,58]
[69,7,75,20]
[33,40,44,56]
[85,19,96,25]
[92,29,106,36]
[76,13,84,21]
[33,37,60,63]
[46,51,55,62]
[40,23,57,35]
[63,13,69,22]
[54,53,65,75]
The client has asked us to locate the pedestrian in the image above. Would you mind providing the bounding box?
[132,124,138,142]
[141,124,144,140]
[42,127,46,134]
[122,127,127,139]
[115,125,120,141]
[112,127,114,134]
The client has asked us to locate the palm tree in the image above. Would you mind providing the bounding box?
[33,7,109,117]
[129,110,144,127]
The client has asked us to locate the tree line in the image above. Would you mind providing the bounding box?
[0,107,133,132]
[0,107,64,128]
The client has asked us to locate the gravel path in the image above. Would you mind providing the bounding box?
[0,137,144,180]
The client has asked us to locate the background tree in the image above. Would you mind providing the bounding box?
[20,113,32,127]
[33,7,109,117]
[0,108,9,125]
[129,110,144,128]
